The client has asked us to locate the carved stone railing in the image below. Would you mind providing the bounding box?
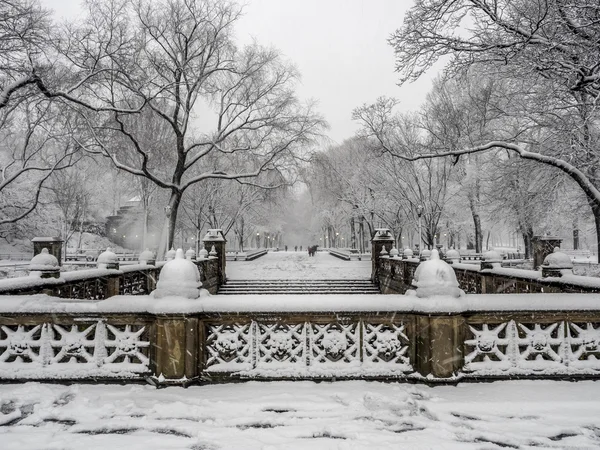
[2,293,600,382]
[377,257,600,295]
[0,257,221,299]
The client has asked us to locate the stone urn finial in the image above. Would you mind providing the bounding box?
[403,248,413,259]
[198,248,209,259]
[481,249,503,270]
[445,249,460,264]
[209,245,217,257]
[389,246,399,257]
[166,247,177,261]
[152,248,202,299]
[97,247,119,270]
[139,248,156,266]
[409,249,464,298]
[29,248,60,278]
[541,247,574,278]
[185,247,196,261]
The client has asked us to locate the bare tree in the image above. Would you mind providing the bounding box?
[372,0,600,252]
[64,0,325,251]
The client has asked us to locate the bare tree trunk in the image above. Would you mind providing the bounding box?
[522,226,534,260]
[592,205,600,257]
[350,217,356,250]
[167,191,182,251]
[468,193,483,253]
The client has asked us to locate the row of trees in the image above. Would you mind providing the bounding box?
[0,0,324,253]
[349,0,600,254]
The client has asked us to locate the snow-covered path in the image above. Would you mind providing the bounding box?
[227,251,371,280]
[2,380,600,449]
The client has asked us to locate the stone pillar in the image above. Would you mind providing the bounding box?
[415,315,465,378]
[532,236,562,270]
[203,229,227,286]
[31,237,64,266]
[371,228,395,284]
[154,318,187,379]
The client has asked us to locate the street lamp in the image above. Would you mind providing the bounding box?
[256,232,260,249]
[336,232,339,248]
[416,205,424,252]
[164,205,172,252]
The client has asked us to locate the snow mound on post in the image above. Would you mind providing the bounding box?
[152,248,202,299]
[29,248,58,271]
[410,249,465,298]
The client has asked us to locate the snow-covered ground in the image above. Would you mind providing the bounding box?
[2,380,600,449]
[227,251,371,280]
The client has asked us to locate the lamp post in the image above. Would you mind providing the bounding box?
[416,205,424,252]
[336,232,339,248]
[256,232,260,249]
[164,205,172,255]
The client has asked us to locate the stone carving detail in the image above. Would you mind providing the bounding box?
[205,320,412,376]
[0,321,150,377]
[516,322,564,368]
[103,323,150,366]
[256,323,306,367]
[464,322,512,372]
[464,319,600,375]
[0,325,43,364]
[309,323,359,366]
[205,323,253,371]
[567,322,600,370]
[363,323,411,370]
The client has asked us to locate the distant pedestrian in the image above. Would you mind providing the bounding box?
[285,245,288,251]
[300,245,303,251]
[295,246,297,252]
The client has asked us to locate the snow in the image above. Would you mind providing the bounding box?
[152,249,202,299]
[227,251,372,280]
[2,291,600,315]
[408,249,464,298]
[29,248,59,271]
[2,380,600,449]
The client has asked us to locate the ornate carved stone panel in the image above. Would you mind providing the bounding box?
[205,322,253,372]
[255,322,306,369]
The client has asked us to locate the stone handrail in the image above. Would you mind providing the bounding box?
[0,258,221,299]
[1,293,600,382]
[377,256,600,295]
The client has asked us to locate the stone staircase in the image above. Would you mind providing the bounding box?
[217,279,380,295]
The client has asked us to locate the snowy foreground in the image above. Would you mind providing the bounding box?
[2,380,600,449]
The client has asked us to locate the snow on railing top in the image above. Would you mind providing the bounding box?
[2,292,600,315]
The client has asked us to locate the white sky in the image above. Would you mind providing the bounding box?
[41,0,435,144]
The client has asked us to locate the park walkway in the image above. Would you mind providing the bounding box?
[226,250,371,280]
[222,250,377,294]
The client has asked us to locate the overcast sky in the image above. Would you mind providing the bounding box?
[42,0,435,144]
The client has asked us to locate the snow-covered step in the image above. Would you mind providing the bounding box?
[218,279,380,295]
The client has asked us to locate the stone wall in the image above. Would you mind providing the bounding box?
[2,294,600,383]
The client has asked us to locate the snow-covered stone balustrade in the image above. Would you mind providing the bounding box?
[2,293,600,382]
[377,251,600,295]
[0,259,220,299]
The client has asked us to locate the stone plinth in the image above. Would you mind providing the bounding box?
[32,237,63,266]
[371,228,395,284]
[203,229,227,285]
[532,236,562,270]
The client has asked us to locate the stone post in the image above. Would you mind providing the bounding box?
[31,237,64,266]
[203,229,227,286]
[154,318,187,379]
[532,236,562,270]
[371,228,395,284]
[415,315,465,378]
